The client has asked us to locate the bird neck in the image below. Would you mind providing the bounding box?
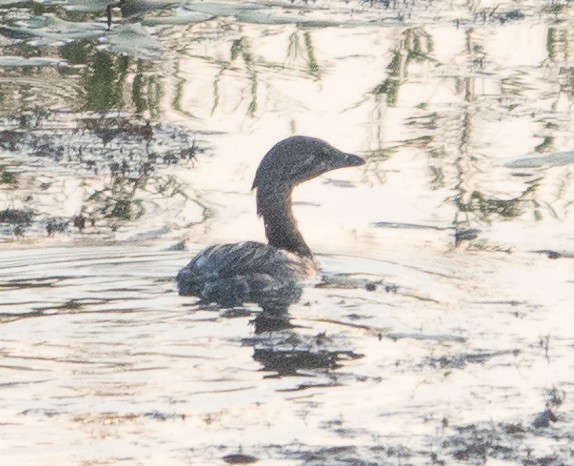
[257,185,312,258]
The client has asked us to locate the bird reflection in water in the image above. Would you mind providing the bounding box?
[178,136,365,379]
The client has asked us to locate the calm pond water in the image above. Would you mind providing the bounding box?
[1,0,574,464]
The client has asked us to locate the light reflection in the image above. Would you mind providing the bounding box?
[1,2,574,464]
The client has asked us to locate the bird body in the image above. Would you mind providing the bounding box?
[176,241,317,308]
[177,136,364,309]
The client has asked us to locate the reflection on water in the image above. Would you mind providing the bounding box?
[1,0,574,464]
[1,245,573,464]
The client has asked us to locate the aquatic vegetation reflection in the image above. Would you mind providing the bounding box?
[287,28,321,80]
[0,112,203,236]
[371,28,434,107]
[2,1,574,464]
[212,36,258,116]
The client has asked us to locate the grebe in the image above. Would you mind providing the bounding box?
[176,136,365,308]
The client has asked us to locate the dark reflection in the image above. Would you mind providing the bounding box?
[209,277,364,380]
[85,52,130,112]
[60,40,92,66]
[0,42,162,118]
[446,29,539,229]
[212,36,258,116]
[248,307,363,379]
[287,28,321,80]
[0,18,198,237]
[238,288,364,380]
[454,227,480,247]
[0,108,200,235]
[106,0,178,29]
[360,19,574,234]
[253,345,361,378]
[252,308,294,333]
[452,188,529,223]
[392,26,551,234]
[371,28,434,107]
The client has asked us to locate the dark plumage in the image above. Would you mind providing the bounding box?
[176,135,365,309]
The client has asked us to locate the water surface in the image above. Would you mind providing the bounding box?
[1,0,574,464]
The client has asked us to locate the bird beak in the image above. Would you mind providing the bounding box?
[333,151,365,169]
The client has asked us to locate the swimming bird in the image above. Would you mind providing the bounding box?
[176,135,365,309]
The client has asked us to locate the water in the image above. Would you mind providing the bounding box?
[1,244,572,464]
[1,0,574,464]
